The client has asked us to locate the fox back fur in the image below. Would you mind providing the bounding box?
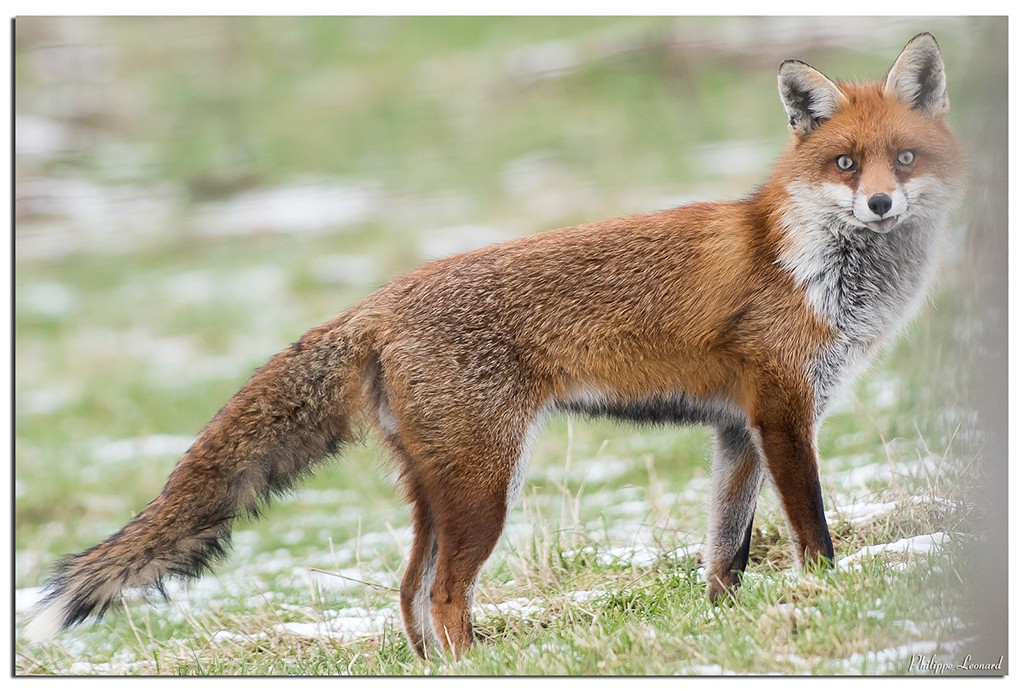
[26,33,964,658]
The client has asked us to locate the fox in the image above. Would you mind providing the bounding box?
[25,33,964,658]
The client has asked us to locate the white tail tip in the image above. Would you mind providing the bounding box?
[24,598,66,643]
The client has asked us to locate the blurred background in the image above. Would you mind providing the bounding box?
[14,16,1008,670]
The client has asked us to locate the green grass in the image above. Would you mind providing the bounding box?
[15,426,977,675]
[14,16,1002,675]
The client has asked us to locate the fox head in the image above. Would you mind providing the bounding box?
[774,33,964,235]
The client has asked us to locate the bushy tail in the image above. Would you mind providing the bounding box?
[25,312,373,642]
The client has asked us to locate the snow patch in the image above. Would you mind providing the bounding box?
[827,500,900,525]
[310,253,383,287]
[681,663,731,675]
[827,495,957,526]
[769,602,823,623]
[834,638,968,674]
[837,532,950,571]
[549,455,634,484]
[159,265,289,306]
[15,176,180,260]
[91,434,194,464]
[280,607,395,640]
[194,178,381,237]
[416,224,513,260]
[18,281,79,317]
[211,606,395,644]
[15,115,75,159]
[20,385,79,415]
[475,590,606,621]
[505,40,579,81]
[68,657,148,675]
[693,139,778,178]
[308,567,397,594]
[572,543,702,568]
[831,454,942,490]
[475,597,546,619]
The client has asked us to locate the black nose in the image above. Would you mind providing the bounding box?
[867,193,893,217]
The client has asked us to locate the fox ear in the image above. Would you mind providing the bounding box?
[778,60,846,135]
[884,32,949,116]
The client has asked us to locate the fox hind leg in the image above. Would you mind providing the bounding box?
[706,424,764,602]
[426,475,509,659]
[377,348,537,657]
[394,438,522,659]
[399,493,440,658]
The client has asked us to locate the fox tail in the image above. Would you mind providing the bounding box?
[25,311,373,642]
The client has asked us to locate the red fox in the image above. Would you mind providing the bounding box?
[25,33,964,658]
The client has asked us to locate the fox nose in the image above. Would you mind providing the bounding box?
[867,193,893,218]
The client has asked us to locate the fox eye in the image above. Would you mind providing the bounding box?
[836,155,856,171]
[897,150,916,165]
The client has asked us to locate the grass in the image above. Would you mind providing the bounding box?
[15,433,977,676]
[14,16,1003,676]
